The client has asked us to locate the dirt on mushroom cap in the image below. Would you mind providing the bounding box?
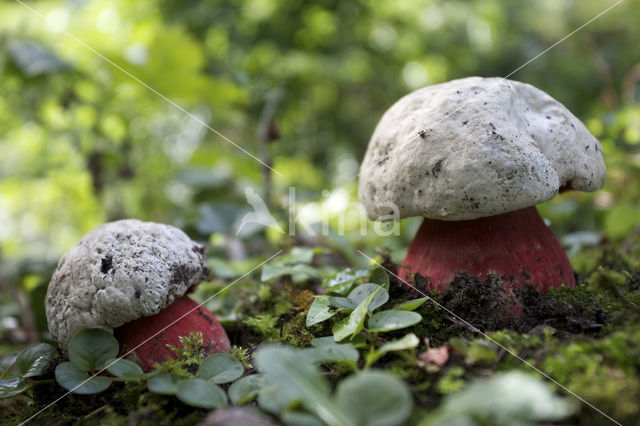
[358,77,606,221]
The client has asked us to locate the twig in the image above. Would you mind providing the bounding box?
[0,277,38,343]
[620,225,640,253]
[83,404,108,420]
[256,88,284,210]
[16,290,38,343]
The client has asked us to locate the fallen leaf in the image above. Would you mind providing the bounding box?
[285,286,315,310]
[419,345,450,367]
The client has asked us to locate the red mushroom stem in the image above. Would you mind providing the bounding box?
[400,206,575,294]
[114,296,231,371]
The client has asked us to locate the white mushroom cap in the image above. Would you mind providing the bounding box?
[359,77,606,221]
[45,219,209,350]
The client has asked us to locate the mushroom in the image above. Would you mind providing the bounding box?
[359,77,606,295]
[45,219,230,371]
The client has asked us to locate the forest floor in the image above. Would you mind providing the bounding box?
[1,243,639,425]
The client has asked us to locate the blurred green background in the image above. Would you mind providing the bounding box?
[1,0,639,345]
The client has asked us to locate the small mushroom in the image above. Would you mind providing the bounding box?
[359,77,606,296]
[45,219,230,371]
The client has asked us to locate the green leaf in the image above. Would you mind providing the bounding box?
[348,284,389,312]
[311,336,337,347]
[366,334,420,367]
[198,353,244,384]
[105,358,144,378]
[67,328,119,371]
[176,378,227,409]
[255,346,354,426]
[15,344,57,378]
[369,267,390,289]
[261,263,319,282]
[335,371,412,426]
[0,352,19,378]
[277,247,317,265]
[55,362,112,394]
[147,373,184,395]
[448,337,469,357]
[367,310,422,333]
[333,287,383,342]
[208,257,241,279]
[306,296,356,327]
[377,334,420,353]
[392,297,429,311]
[302,343,360,365]
[466,340,497,365]
[282,410,325,426]
[0,378,30,398]
[7,40,71,77]
[258,378,292,414]
[228,374,262,405]
[322,269,369,295]
[604,203,637,241]
[426,372,577,425]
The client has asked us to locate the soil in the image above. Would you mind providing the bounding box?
[382,253,609,337]
[439,272,609,334]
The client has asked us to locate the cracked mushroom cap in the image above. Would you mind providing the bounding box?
[359,77,606,221]
[45,219,209,351]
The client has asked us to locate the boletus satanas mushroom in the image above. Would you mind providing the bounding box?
[359,77,605,297]
[45,219,230,371]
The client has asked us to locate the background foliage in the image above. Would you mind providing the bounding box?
[1,0,640,423]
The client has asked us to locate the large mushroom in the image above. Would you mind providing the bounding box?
[359,77,606,295]
[45,219,230,371]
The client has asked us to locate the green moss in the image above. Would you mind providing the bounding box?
[230,345,253,369]
[4,242,640,425]
[258,284,272,301]
[541,332,640,421]
[386,362,415,380]
[280,312,314,347]
[550,282,611,313]
[243,313,280,340]
[167,332,205,362]
[477,320,640,423]
[587,269,630,302]
[572,246,639,275]
[91,407,128,426]
[436,367,465,395]
[150,332,213,378]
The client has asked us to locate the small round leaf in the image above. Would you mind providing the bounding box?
[367,310,422,333]
[67,328,119,371]
[147,373,183,395]
[281,410,324,426]
[16,343,57,378]
[369,267,390,288]
[105,358,144,378]
[0,352,20,378]
[392,297,429,311]
[335,371,412,426]
[323,269,369,295]
[176,378,227,409]
[198,353,244,384]
[55,362,112,394]
[306,296,355,327]
[302,345,359,364]
[228,374,262,405]
[257,381,291,414]
[348,284,389,312]
[0,378,30,398]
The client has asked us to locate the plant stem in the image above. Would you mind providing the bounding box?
[30,379,54,385]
